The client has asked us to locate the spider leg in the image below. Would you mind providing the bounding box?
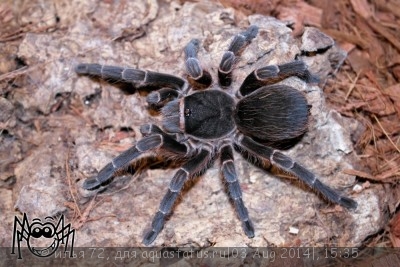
[143,149,212,245]
[239,60,320,96]
[237,136,357,209]
[220,144,254,238]
[218,25,259,87]
[75,63,186,90]
[146,87,180,108]
[83,124,188,190]
[184,39,212,89]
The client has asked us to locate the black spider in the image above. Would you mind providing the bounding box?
[75,25,357,245]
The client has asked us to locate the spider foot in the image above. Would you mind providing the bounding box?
[243,220,255,238]
[82,162,117,190]
[313,179,358,209]
[143,211,166,246]
[143,230,159,246]
[338,196,358,210]
[82,176,103,190]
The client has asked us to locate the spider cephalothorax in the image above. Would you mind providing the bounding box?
[76,25,357,245]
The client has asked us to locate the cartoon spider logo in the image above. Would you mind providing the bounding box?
[11,213,75,259]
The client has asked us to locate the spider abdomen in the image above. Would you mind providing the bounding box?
[234,85,309,144]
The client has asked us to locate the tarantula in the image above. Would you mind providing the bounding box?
[76,25,357,245]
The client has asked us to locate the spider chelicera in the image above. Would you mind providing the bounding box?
[75,25,357,245]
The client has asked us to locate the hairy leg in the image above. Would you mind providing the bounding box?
[184,39,212,89]
[237,136,357,209]
[146,88,180,108]
[220,144,254,237]
[75,63,186,90]
[83,124,188,190]
[218,25,259,87]
[239,60,319,96]
[143,149,212,245]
